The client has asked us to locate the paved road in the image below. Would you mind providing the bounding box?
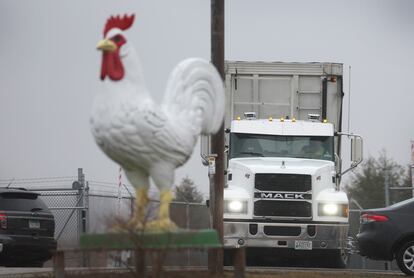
[245,267,404,276]
[0,267,52,277]
[0,266,405,277]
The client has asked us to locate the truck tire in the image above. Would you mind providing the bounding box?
[396,240,414,276]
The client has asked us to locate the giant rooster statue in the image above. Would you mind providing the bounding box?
[91,14,224,230]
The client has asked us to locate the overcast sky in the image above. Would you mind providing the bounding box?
[1,0,413,196]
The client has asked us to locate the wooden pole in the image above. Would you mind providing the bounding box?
[53,251,65,278]
[136,248,147,278]
[209,0,225,275]
[234,248,246,278]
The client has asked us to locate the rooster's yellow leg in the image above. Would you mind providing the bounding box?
[130,188,149,229]
[147,190,177,231]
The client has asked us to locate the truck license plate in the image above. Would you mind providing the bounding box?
[29,219,40,229]
[294,240,312,250]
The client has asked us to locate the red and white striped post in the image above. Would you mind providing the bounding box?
[117,167,122,216]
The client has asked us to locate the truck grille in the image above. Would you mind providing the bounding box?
[254,200,312,218]
[255,174,311,192]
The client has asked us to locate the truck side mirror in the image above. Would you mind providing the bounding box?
[351,136,363,166]
[334,153,341,175]
[337,132,363,176]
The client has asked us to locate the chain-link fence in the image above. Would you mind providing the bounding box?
[36,189,84,247]
[88,193,134,233]
[17,169,212,267]
[34,188,87,267]
[0,171,404,270]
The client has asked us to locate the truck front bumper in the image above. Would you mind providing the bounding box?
[224,221,348,250]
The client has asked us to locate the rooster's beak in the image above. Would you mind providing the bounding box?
[97,39,117,52]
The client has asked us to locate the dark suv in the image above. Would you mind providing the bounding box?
[0,188,57,267]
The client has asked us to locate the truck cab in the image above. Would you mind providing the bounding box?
[224,116,349,267]
[202,61,363,267]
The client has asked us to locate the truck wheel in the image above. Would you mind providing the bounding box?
[396,240,414,276]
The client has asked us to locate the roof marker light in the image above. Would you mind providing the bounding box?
[292,118,296,122]
[268,116,273,122]
[244,112,257,120]
[308,114,320,121]
[323,119,328,123]
[236,116,241,121]
[280,117,285,122]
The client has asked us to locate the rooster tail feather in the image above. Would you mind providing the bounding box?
[162,58,224,135]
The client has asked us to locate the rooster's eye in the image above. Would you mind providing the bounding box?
[113,35,122,42]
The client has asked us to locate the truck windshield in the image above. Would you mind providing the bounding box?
[229,133,334,161]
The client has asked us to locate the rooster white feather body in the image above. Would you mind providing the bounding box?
[91,16,224,226]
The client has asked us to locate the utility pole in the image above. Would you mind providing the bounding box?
[209,0,225,275]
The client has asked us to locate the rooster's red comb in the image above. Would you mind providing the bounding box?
[103,14,135,37]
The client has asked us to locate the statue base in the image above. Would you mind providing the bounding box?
[80,228,221,250]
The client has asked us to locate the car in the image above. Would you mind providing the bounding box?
[0,188,57,267]
[357,198,414,276]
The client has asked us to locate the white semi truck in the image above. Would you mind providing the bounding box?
[202,61,363,267]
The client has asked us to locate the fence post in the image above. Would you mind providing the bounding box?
[84,181,90,267]
[77,168,87,267]
[186,202,190,266]
[77,169,84,241]
[84,181,89,234]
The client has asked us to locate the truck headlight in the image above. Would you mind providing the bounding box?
[318,203,348,217]
[224,200,248,214]
[322,203,338,215]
